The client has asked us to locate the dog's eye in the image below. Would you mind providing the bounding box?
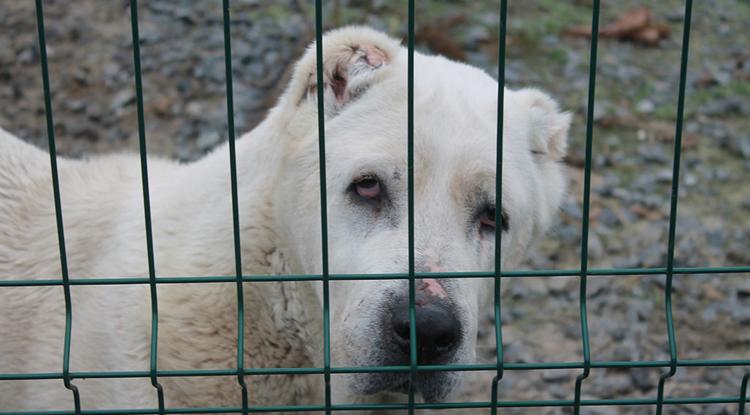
[479,205,509,232]
[351,176,381,200]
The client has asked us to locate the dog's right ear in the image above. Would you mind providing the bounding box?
[516,88,571,161]
[284,26,401,116]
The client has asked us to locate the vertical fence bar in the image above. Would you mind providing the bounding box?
[490,0,508,414]
[740,372,750,415]
[406,1,417,414]
[655,1,692,414]
[313,1,332,413]
[129,1,166,413]
[34,1,82,413]
[220,1,249,414]
[572,1,600,414]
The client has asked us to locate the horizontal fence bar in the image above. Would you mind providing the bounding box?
[2,266,749,286]
[3,359,748,381]
[1,395,747,415]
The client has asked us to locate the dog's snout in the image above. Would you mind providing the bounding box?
[389,291,462,364]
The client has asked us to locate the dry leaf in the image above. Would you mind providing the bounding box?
[566,7,670,46]
[599,7,651,37]
[629,203,664,220]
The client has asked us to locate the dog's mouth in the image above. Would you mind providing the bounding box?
[356,371,459,403]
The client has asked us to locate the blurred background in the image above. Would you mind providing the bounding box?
[1,1,748,414]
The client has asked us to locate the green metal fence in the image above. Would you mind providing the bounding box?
[1,0,749,414]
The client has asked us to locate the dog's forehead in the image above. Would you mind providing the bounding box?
[412,54,501,168]
[326,52,505,173]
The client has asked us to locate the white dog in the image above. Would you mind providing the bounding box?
[0,27,570,412]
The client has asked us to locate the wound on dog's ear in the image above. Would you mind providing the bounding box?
[288,27,401,111]
[304,44,389,109]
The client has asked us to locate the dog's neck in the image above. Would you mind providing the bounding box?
[168,116,288,276]
[154,115,324,388]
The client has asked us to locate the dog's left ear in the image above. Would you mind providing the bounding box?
[518,88,571,161]
[286,26,400,115]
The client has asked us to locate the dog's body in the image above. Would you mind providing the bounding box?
[0,123,318,410]
[0,27,570,412]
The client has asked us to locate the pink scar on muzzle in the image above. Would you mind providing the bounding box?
[418,278,448,299]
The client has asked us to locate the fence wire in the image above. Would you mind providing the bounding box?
[1,0,748,414]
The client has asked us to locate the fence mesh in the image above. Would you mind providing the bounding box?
[1,0,749,414]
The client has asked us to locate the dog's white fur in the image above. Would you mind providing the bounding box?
[0,27,570,412]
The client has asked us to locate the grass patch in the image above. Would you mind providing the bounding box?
[510,0,589,44]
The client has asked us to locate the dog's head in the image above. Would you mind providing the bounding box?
[271,27,570,403]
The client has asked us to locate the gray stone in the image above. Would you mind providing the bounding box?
[465,26,490,44]
[721,135,750,159]
[599,207,622,227]
[655,169,674,184]
[629,367,656,391]
[66,99,87,113]
[587,233,605,260]
[683,173,698,187]
[702,405,730,415]
[587,406,620,415]
[17,46,38,64]
[541,370,570,383]
[611,188,633,203]
[705,97,750,117]
[636,99,655,114]
[556,224,580,244]
[637,144,669,163]
[731,305,750,325]
[196,131,222,152]
[503,342,533,363]
[611,339,640,361]
[110,89,135,111]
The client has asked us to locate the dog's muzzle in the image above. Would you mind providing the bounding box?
[356,280,464,402]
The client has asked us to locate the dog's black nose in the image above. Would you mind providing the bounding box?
[389,292,462,364]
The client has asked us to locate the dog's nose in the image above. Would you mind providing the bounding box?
[389,292,462,364]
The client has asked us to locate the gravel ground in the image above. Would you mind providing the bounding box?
[1,1,749,414]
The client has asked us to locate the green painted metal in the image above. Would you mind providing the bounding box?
[740,372,749,415]
[2,266,750,287]
[490,0,508,413]
[129,1,166,413]
[2,357,750,382]
[220,1,249,413]
[406,1,417,414]
[656,1,693,414]
[33,1,81,413]
[2,395,750,415]
[572,1,600,413]
[313,1,332,413]
[4,1,747,414]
